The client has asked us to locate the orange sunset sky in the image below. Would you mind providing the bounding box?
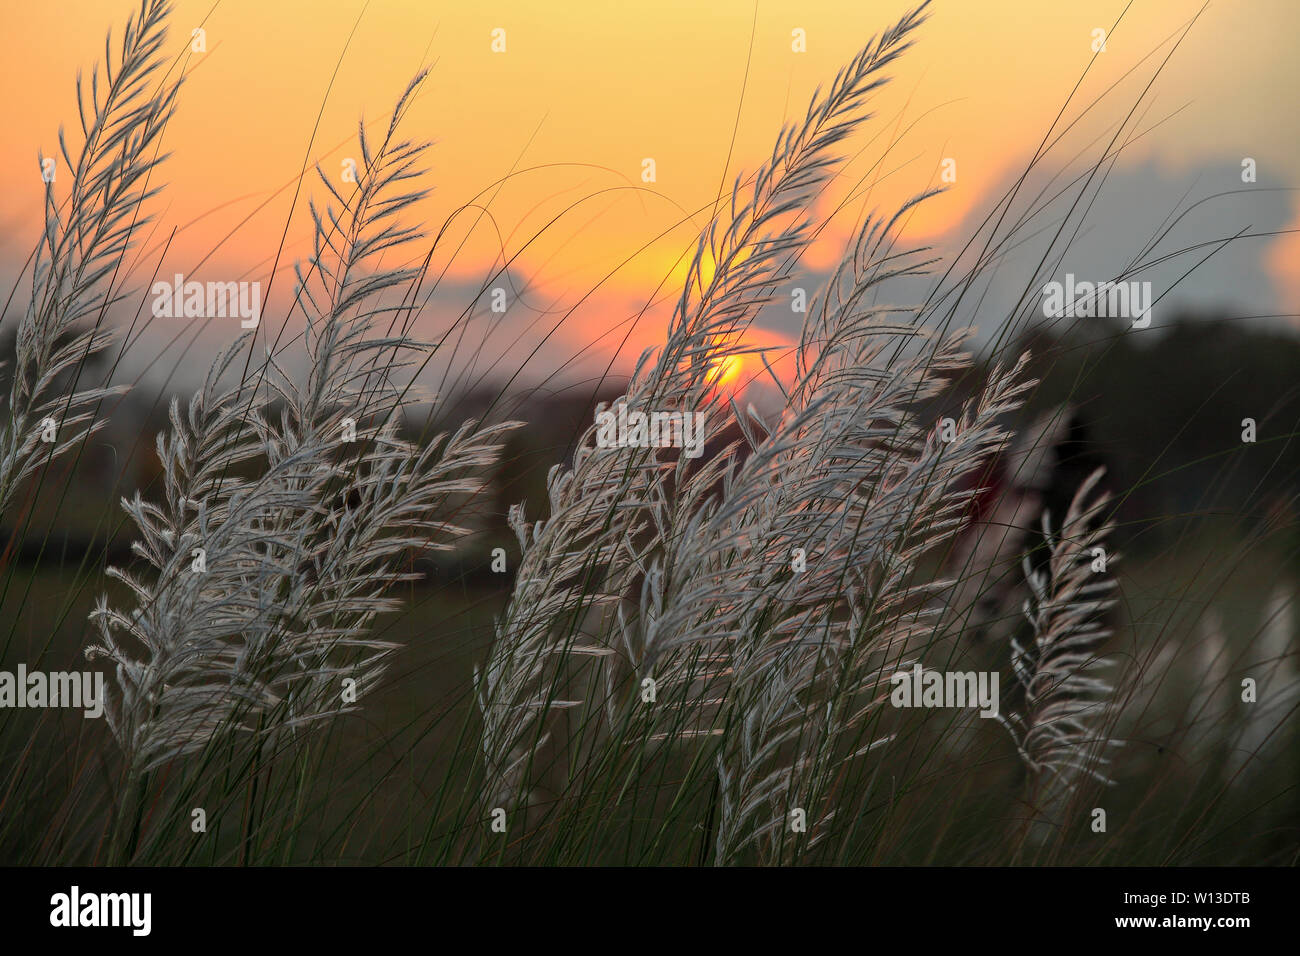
[2,0,1297,392]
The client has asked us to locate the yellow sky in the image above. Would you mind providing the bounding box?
[2,0,1297,381]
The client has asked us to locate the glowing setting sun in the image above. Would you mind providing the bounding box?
[708,352,747,393]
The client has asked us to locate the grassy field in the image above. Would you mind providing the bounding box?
[2,518,1293,866]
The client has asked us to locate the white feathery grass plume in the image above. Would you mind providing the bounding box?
[594,207,1034,863]
[87,71,516,776]
[475,1,935,813]
[579,168,1034,861]
[0,0,179,517]
[700,335,1033,863]
[1002,466,1117,831]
